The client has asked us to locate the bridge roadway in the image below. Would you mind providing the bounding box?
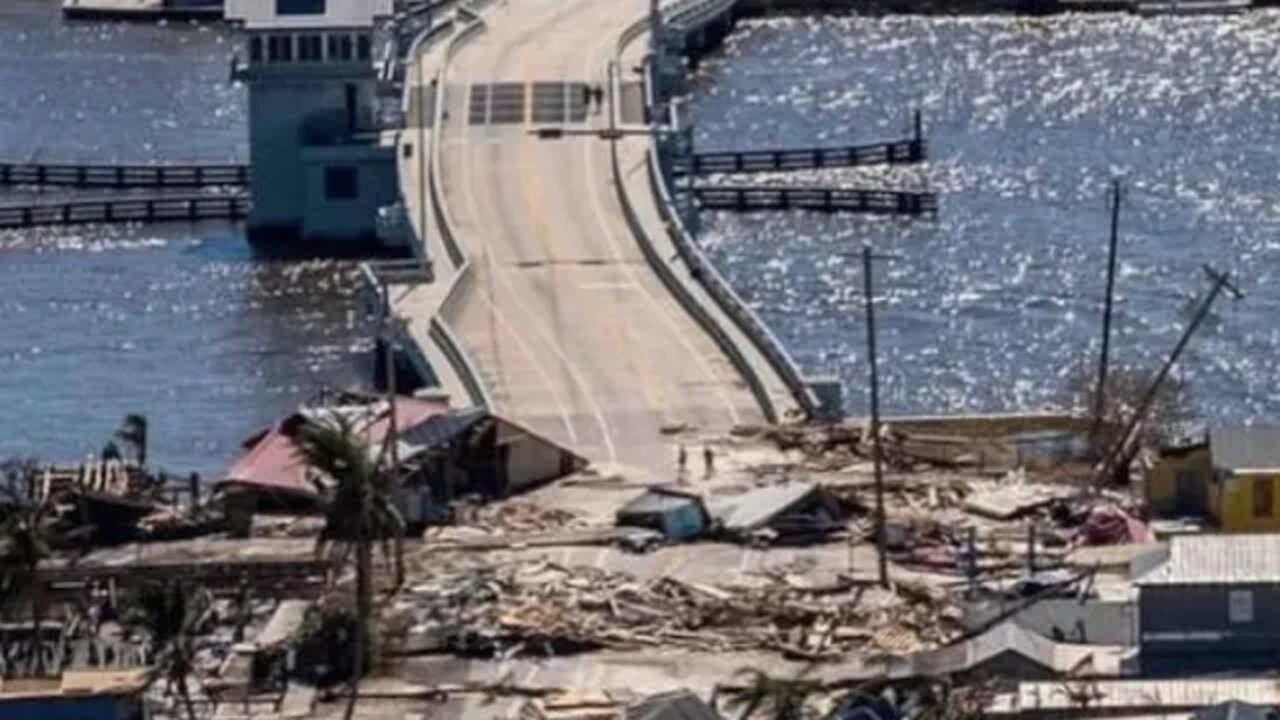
[398,0,803,475]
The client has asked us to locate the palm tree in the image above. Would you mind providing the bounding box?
[721,668,823,720]
[0,464,53,676]
[294,415,405,720]
[115,414,149,467]
[129,580,210,720]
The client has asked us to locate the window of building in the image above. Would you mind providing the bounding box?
[267,35,282,62]
[326,34,340,60]
[299,34,322,61]
[357,34,372,61]
[279,35,293,62]
[1254,476,1273,519]
[276,0,325,14]
[324,166,359,200]
[249,36,263,63]
[338,35,353,61]
[1229,590,1255,624]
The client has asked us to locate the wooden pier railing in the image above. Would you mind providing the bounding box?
[0,162,250,188]
[674,138,926,176]
[692,185,937,216]
[0,194,249,229]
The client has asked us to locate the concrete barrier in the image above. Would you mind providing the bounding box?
[424,7,496,410]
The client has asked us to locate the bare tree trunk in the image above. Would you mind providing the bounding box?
[178,673,199,720]
[344,536,372,720]
[393,533,405,589]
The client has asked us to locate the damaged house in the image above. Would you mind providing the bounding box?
[216,394,585,524]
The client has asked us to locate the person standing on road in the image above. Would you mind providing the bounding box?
[703,446,715,477]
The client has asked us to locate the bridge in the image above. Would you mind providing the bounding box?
[386,0,821,476]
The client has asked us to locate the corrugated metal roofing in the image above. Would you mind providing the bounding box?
[398,408,487,456]
[1136,534,1280,586]
[713,482,818,531]
[1211,427,1280,470]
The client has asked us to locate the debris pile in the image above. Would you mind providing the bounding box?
[401,560,962,660]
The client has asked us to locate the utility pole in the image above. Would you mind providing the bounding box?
[381,284,400,476]
[416,59,429,254]
[863,245,890,589]
[1093,179,1122,441]
[1094,265,1242,487]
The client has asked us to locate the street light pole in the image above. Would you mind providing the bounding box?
[863,245,889,589]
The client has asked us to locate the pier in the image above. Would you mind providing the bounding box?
[0,194,248,229]
[673,137,926,175]
[0,162,249,189]
[692,184,937,215]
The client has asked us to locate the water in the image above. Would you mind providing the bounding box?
[689,13,1280,421]
[0,1,368,475]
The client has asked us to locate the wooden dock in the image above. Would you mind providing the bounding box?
[0,162,248,188]
[692,185,937,216]
[62,0,224,21]
[0,194,249,229]
[673,137,926,176]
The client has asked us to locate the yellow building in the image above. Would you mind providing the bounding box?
[1144,436,1211,518]
[1144,427,1280,533]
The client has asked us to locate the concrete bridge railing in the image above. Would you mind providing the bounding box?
[423,5,495,411]
[628,0,822,421]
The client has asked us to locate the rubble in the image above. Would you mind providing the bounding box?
[396,559,963,661]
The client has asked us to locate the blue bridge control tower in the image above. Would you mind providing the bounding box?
[228,0,401,250]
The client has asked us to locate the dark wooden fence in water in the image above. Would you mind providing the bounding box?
[0,194,249,229]
[692,185,937,216]
[0,162,250,188]
[673,137,927,176]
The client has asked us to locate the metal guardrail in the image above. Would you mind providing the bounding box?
[0,195,248,229]
[693,185,938,215]
[0,162,248,188]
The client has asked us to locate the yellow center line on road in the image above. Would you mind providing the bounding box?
[514,41,673,429]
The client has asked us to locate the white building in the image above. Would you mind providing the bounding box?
[227,0,401,250]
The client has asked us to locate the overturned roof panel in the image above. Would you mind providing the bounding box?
[713,482,822,531]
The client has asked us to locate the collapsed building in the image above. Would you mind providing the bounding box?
[215,393,587,525]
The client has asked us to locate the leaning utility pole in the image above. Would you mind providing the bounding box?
[1094,265,1242,487]
[1092,179,1122,440]
[863,245,890,589]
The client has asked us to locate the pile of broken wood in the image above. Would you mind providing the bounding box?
[403,560,961,661]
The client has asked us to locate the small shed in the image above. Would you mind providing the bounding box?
[1145,428,1211,518]
[616,488,709,540]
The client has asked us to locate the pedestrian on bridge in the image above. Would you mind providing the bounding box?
[677,444,688,477]
[703,446,715,477]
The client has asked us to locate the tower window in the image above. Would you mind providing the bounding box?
[276,0,325,14]
[324,166,359,200]
[299,34,322,61]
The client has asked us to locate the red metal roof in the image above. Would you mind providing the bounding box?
[218,396,450,500]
